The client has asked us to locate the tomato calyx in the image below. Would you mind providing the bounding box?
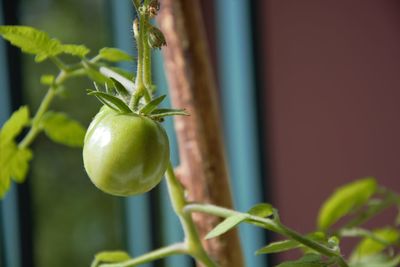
[86,79,188,122]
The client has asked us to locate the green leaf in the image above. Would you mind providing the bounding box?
[0,141,33,197]
[0,26,63,62]
[140,95,167,115]
[0,26,90,62]
[275,254,329,267]
[60,44,90,57]
[247,203,274,218]
[257,232,328,255]
[40,112,86,147]
[350,254,400,267]
[350,227,400,260]
[205,214,248,239]
[91,250,130,267]
[150,108,189,119]
[87,90,132,113]
[40,74,55,86]
[99,47,133,62]
[317,177,377,230]
[0,106,30,143]
[256,240,301,255]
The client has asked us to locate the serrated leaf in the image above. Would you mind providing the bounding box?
[99,47,133,62]
[205,214,248,239]
[91,250,130,267]
[317,177,377,230]
[350,227,400,260]
[40,74,55,86]
[0,106,30,143]
[0,141,33,197]
[0,26,63,62]
[60,44,90,57]
[256,240,301,255]
[0,26,90,62]
[40,112,86,147]
[275,254,328,267]
[150,108,189,119]
[140,95,167,115]
[247,203,274,218]
[87,90,132,113]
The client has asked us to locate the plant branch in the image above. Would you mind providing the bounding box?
[99,243,187,267]
[165,164,218,267]
[18,70,68,149]
[184,203,349,267]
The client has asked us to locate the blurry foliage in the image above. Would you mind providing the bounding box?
[18,0,125,266]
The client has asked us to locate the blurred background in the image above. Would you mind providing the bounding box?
[1,0,400,266]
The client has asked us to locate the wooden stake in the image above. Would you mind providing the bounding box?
[157,1,245,266]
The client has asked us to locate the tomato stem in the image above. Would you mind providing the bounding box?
[18,69,69,149]
[98,243,187,267]
[184,203,350,267]
[165,163,219,267]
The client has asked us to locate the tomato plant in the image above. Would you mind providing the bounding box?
[83,106,169,196]
[0,0,400,267]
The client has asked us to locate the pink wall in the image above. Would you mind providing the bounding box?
[259,0,400,254]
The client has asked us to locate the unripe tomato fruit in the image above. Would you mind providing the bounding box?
[83,106,169,196]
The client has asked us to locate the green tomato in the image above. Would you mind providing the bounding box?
[83,106,169,196]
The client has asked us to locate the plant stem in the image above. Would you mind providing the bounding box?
[142,22,152,95]
[165,164,218,267]
[184,203,349,267]
[99,243,187,267]
[130,11,151,109]
[18,70,68,149]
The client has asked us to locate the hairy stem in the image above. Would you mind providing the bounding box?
[99,243,187,267]
[184,203,349,267]
[165,164,218,267]
[130,11,151,109]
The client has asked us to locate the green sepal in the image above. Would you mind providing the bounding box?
[110,78,130,99]
[149,108,189,119]
[87,90,132,113]
[139,95,166,115]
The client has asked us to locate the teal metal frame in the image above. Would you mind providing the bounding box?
[216,1,267,266]
[0,3,22,267]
